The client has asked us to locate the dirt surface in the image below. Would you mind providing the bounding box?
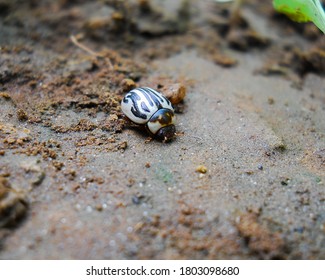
[0,0,324,259]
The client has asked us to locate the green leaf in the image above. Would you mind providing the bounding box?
[273,0,325,33]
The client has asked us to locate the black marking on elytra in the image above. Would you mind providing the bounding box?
[124,87,173,122]
[148,87,170,104]
[141,102,150,112]
[128,93,147,120]
[145,88,164,102]
[139,88,154,107]
[147,87,171,106]
[141,87,167,109]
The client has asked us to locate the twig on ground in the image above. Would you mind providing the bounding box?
[70,34,113,70]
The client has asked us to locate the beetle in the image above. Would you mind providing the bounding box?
[121,87,176,141]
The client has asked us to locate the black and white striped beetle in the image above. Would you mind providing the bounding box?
[121,87,176,141]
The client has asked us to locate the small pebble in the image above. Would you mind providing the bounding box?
[121,78,136,92]
[163,83,186,105]
[17,109,28,121]
[196,165,207,174]
[132,196,140,205]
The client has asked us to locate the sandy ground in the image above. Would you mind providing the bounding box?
[0,0,324,259]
